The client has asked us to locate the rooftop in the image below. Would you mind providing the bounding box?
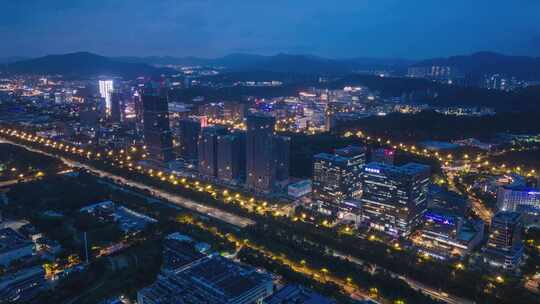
[264,284,336,304]
[184,255,271,299]
[162,238,206,272]
[140,255,272,303]
[334,145,365,157]
[492,211,522,224]
[364,162,430,176]
[0,228,32,255]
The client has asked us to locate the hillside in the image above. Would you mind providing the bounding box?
[5,52,174,78]
[118,53,413,74]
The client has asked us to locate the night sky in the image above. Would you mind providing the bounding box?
[2,0,539,59]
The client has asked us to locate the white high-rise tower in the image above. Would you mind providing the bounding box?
[99,80,114,116]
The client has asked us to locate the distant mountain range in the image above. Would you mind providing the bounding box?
[2,52,174,78]
[3,51,540,80]
[413,52,540,80]
[1,52,415,77]
[117,53,415,74]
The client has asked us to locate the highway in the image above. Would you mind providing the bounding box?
[0,139,255,228]
[1,136,475,304]
[0,179,20,188]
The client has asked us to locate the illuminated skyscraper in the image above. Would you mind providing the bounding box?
[98,80,114,116]
[141,82,174,163]
[361,162,430,237]
[312,146,366,215]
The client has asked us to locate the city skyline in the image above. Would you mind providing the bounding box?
[1,2,540,303]
[1,0,540,59]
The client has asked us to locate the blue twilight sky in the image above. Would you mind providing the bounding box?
[1,0,539,59]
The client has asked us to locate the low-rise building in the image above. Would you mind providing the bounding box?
[482,211,524,271]
[161,233,206,274]
[288,179,312,198]
[0,228,34,266]
[412,211,484,259]
[264,284,336,304]
[138,254,273,304]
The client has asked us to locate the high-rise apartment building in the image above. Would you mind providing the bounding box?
[217,132,246,182]
[274,136,291,183]
[141,82,174,163]
[198,126,227,178]
[245,114,276,192]
[178,118,201,160]
[110,90,123,123]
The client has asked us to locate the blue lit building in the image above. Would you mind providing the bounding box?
[413,210,484,259]
[497,185,540,226]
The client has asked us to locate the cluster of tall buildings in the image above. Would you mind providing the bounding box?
[97,80,294,192]
[482,74,530,92]
[311,145,433,238]
[195,114,289,192]
[407,65,464,84]
[308,144,530,271]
